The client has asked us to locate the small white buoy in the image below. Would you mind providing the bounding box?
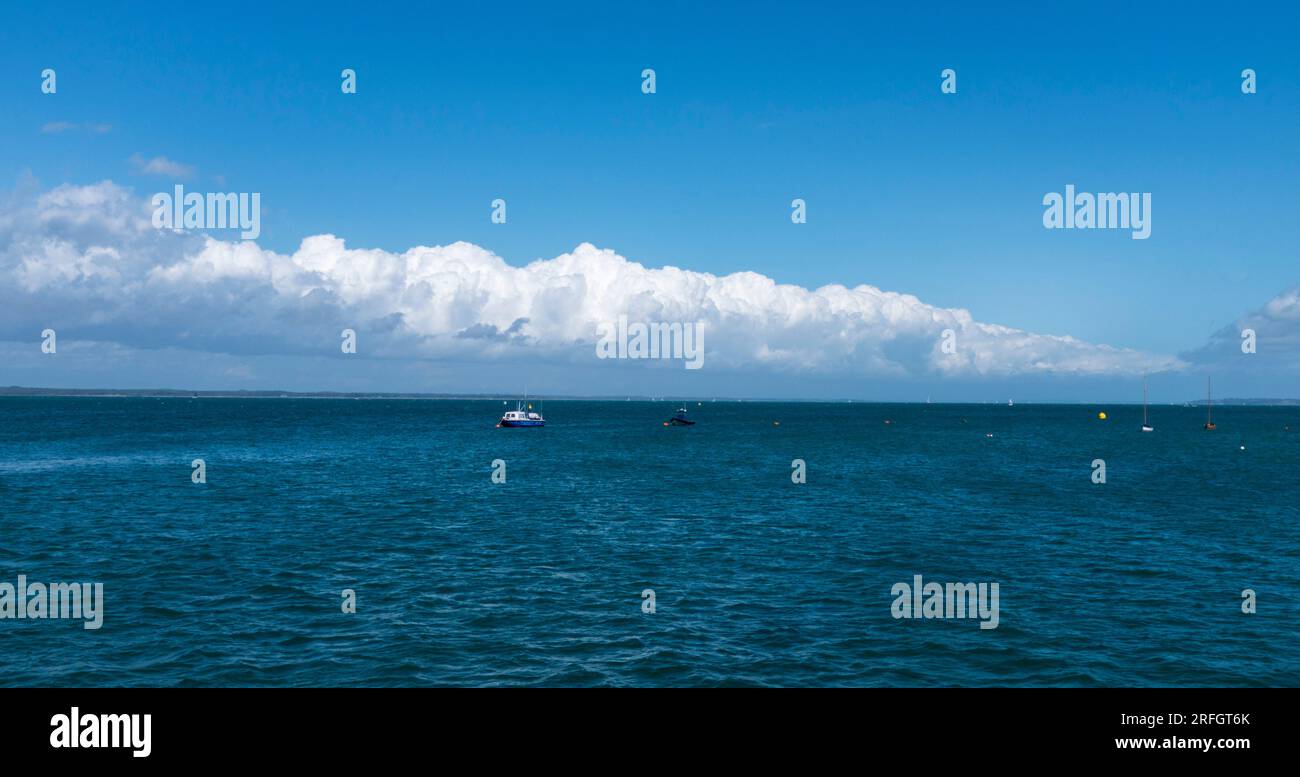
[1240,445,1245,451]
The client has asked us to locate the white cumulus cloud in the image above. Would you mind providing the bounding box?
[1,181,1184,380]
[128,154,195,179]
[1184,287,1300,371]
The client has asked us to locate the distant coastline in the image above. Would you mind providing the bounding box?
[4,386,1299,406]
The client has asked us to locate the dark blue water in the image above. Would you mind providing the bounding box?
[1,397,1296,686]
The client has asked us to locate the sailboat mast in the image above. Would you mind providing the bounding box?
[1143,373,1148,424]
[1207,377,1212,423]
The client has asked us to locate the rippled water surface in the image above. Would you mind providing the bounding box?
[1,397,1296,686]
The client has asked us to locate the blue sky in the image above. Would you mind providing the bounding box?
[1,2,1297,400]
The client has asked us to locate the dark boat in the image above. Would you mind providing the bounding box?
[666,407,695,426]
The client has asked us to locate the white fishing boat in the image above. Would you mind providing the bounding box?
[498,395,545,427]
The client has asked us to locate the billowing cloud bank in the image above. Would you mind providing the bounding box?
[1,181,1184,379]
[1183,288,1300,371]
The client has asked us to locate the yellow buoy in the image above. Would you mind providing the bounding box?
[1098,412,1107,420]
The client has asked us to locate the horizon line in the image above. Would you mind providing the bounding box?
[3,386,1298,406]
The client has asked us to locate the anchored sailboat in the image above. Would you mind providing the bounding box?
[1141,373,1153,432]
[1203,377,1216,431]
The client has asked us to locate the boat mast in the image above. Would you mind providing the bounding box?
[1143,372,1149,425]
[1207,377,1212,424]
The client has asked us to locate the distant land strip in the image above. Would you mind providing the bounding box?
[3,387,1299,405]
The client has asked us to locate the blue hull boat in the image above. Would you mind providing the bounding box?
[498,399,545,428]
[665,407,695,426]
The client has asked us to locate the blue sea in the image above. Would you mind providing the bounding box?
[1,397,1296,687]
